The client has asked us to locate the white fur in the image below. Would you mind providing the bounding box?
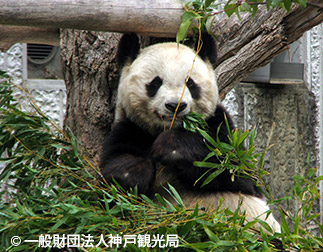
[115,42,219,134]
[182,192,281,233]
[154,164,280,233]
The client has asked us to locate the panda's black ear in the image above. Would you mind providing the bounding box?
[117,33,140,66]
[196,32,217,65]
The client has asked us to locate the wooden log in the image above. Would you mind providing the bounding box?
[0,26,59,50]
[0,0,184,37]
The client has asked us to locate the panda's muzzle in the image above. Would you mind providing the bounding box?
[165,102,187,113]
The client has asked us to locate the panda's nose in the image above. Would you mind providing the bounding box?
[165,102,187,113]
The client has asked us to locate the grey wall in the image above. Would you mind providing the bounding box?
[225,84,318,216]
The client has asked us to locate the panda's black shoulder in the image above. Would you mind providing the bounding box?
[206,104,235,143]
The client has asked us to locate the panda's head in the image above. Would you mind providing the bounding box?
[115,33,219,134]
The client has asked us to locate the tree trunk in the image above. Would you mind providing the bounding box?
[60,31,164,163]
[60,31,121,163]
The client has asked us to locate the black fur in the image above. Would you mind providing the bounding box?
[117,33,140,66]
[117,33,217,67]
[100,119,156,195]
[100,105,262,198]
[196,32,217,64]
[186,78,201,99]
[146,76,163,97]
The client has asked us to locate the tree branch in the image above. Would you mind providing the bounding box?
[212,4,323,99]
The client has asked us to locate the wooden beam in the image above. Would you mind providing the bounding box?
[0,26,59,51]
[0,0,184,37]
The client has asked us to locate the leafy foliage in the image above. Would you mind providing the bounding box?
[184,113,263,187]
[177,0,308,43]
[184,112,268,184]
[0,73,322,251]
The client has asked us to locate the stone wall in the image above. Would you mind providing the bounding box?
[224,83,318,218]
[303,23,323,220]
[0,44,24,84]
[27,84,66,128]
[0,44,66,198]
[0,44,66,127]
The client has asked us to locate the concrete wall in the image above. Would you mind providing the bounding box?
[224,84,318,216]
[0,44,66,127]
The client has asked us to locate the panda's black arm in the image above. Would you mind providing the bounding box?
[151,128,216,185]
[151,105,262,196]
[151,126,261,196]
[151,106,231,185]
[100,119,156,195]
[152,105,232,168]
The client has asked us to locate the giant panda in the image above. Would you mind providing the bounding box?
[100,33,280,233]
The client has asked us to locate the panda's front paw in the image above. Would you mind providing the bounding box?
[100,155,155,195]
[151,130,184,164]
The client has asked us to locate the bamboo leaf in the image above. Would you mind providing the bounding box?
[201,168,225,187]
[205,0,213,9]
[224,2,238,17]
[176,12,195,43]
[283,0,291,11]
[203,225,219,242]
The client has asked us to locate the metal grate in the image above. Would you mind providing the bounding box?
[27,44,56,65]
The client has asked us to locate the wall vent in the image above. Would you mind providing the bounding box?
[27,44,57,65]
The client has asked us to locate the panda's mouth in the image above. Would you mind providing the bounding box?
[154,111,183,120]
[154,111,186,128]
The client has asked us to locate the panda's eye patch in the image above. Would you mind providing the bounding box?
[146,76,163,97]
[186,78,200,99]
